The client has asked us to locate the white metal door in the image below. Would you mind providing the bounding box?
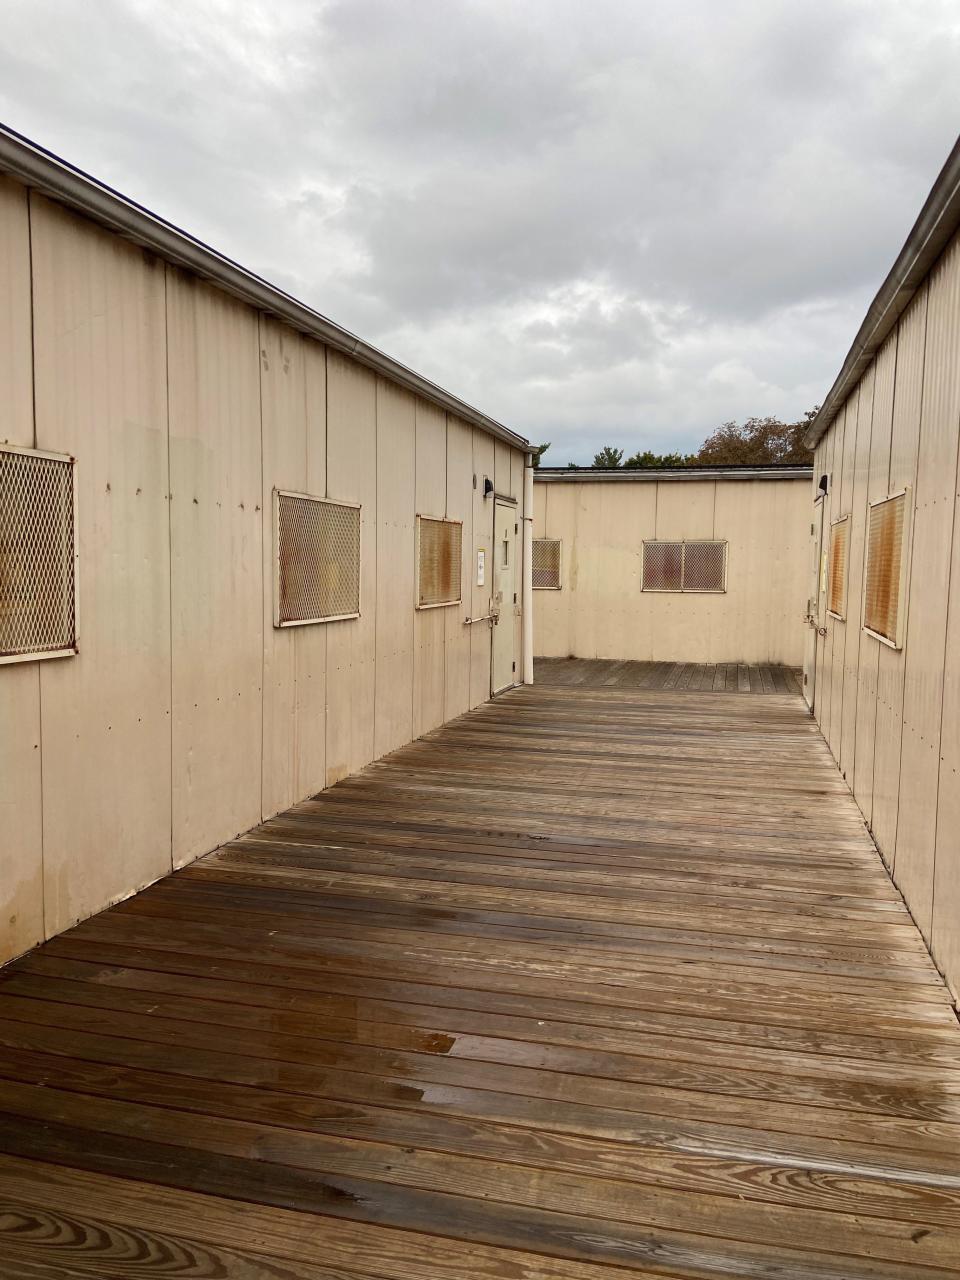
[803,497,825,710]
[492,500,518,693]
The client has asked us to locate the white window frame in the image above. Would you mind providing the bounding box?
[415,514,463,610]
[641,539,728,594]
[532,537,563,591]
[0,442,79,665]
[273,489,362,628]
[862,486,911,650]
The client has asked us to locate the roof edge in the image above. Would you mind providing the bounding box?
[805,133,960,450]
[0,123,528,452]
[535,465,813,482]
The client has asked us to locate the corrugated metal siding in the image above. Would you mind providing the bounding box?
[0,174,526,968]
[533,477,808,664]
[810,225,960,996]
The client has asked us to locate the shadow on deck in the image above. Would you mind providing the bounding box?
[1,668,959,1278]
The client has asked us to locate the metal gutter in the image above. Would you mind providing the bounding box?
[535,466,813,482]
[0,123,528,452]
[804,133,960,450]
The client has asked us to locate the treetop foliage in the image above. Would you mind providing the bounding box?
[533,407,817,470]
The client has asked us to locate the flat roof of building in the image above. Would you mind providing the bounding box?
[805,132,960,449]
[0,122,528,452]
[536,464,813,482]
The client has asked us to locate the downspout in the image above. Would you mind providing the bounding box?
[522,452,534,684]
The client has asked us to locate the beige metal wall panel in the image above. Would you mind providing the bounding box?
[532,477,808,664]
[293,340,330,800]
[932,486,960,996]
[0,178,44,964]
[374,378,416,758]
[568,482,601,659]
[596,481,656,659]
[0,178,33,446]
[167,270,263,867]
[443,416,473,721]
[532,481,574,658]
[31,197,173,928]
[654,478,714,539]
[824,401,851,759]
[510,449,524,668]
[838,366,875,784]
[715,478,808,664]
[324,350,377,785]
[895,237,960,939]
[259,320,328,818]
[470,427,496,706]
[852,333,896,823]
[872,285,927,866]
[413,399,448,737]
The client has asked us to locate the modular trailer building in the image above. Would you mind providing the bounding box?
[0,126,532,968]
[532,465,811,667]
[803,133,960,999]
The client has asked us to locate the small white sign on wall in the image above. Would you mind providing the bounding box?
[476,548,486,587]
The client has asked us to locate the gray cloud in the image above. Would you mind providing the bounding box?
[2,0,958,461]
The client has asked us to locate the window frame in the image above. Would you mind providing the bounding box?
[862,486,911,650]
[415,513,463,611]
[641,539,727,594]
[273,488,362,628]
[827,513,850,622]
[0,441,79,665]
[532,537,563,590]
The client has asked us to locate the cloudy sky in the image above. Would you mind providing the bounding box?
[2,1,958,462]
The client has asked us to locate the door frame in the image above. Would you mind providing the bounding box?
[491,494,519,695]
[803,494,826,711]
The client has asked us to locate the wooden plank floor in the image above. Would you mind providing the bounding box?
[2,676,960,1278]
[535,656,802,693]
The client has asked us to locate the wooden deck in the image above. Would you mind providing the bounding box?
[2,676,960,1279]
[536,655,802,693]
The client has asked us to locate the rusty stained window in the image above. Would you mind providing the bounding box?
[864,490,908,647]
[827,516,849,620]
[642,541,726,592]
[275,491,361,626]
[0,444,77,664]
[417,516,462,608]
[532,538,562,589]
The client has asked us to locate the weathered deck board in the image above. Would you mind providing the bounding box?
[1,672,959,1279]
[535,656,802,693]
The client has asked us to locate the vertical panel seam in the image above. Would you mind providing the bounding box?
[163,265,174,873]
[257,314,267,821]
[26,189,47,938]
[927,382,960,948]
[892,284,931,874]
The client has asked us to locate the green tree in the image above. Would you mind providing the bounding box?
[531,443,550,467]
[624,449,697,469]
[592,445,624,469]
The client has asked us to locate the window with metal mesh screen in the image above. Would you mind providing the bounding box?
[532,538,562,589]
[275,491,361,626]
[681,541,726,592]
[0,444,77,664]
[863,491,908,646]
[643,541,726,592]
[417,516,462,608]
[642,541,683,591]
[827,516,849,620]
